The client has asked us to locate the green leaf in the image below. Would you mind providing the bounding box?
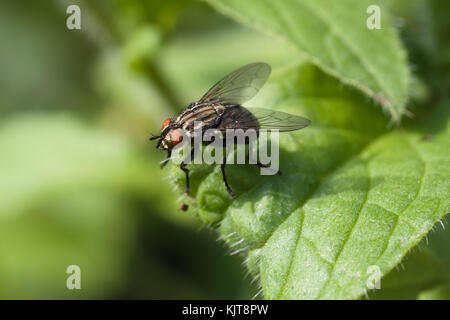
[0,113,140,298]
[205,0,411,122]
[170,64,449,299]
[368,214,450,300]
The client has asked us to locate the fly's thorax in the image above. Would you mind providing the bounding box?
[176,103,226,134]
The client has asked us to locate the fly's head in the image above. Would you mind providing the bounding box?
[150,118,184,151]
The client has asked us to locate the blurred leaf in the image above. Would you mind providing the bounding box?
[170,64,449,299]
[0,113,199,298]
[0,113,140,298]
[123,25,162,70]
[157,27,302,105]
[206,0,411,122]
[93,50,174,132]
[116,0,194,33]
[381,0,450,97]
[418,283,450,300]
[126,212,258,299]
[0,114,139,215]
[0,191,134,299]
[0,0,97,115]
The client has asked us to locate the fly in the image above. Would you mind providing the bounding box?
[150,62,311,198]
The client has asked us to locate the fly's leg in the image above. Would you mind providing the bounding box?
[247,148,282,176]
[180,147,196,195]
[160,150,172,169]
[180,163,189,194]
[221,146,235,198]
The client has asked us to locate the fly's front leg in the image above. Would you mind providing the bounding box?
[160,150,172,169]
[180,147,196,195]
[221,146,235,198]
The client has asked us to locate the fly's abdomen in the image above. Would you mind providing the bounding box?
[218,106,259,130]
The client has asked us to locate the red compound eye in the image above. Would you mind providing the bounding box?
[162,118,172,129]
[170,129,183,146]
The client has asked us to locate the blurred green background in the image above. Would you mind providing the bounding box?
[0,0,303,299]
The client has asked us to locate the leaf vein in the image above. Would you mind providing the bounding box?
[315,157,371,299]
[276,209,304,299]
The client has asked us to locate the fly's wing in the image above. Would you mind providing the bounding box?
[218,107,311,132]
[248,108,311,131]
[198,63,271,105]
